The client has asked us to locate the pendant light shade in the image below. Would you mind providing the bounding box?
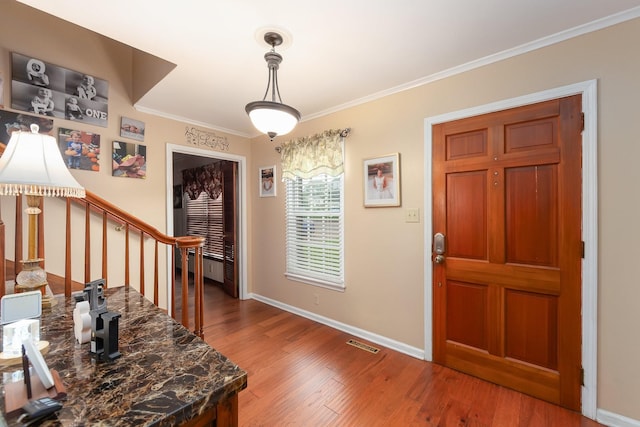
[246,100,300,138]
[245,32,300,140]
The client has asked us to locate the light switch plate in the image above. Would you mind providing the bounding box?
[405,208,420,223]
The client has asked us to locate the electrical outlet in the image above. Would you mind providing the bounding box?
[405,208,420,223]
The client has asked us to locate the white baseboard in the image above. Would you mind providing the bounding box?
[598,409,640,427]
[249,292,424,360]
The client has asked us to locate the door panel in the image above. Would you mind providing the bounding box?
[447,172,487,260]
[432,95,582,410]
[504,289,558,369]
[446,281,488,350]
[505,165,557,266]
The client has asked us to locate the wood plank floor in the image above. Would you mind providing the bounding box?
[196,282,603,427]
[47,274,603,426]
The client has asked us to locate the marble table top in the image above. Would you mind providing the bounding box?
[0,286,247,426]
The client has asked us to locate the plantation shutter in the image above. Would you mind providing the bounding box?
[285,175,343,285]
[185,192,223,258]
[182,162,224,258]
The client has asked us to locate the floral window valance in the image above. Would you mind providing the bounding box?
[182,163,223,200]
[280,129,346,180]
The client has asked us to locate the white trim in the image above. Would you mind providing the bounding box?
[597,409,640,427]
[140,104,252,139]
[165,143,249,314]
[249,292,424,360]
[304,8,640,124]
[423,80,598,418]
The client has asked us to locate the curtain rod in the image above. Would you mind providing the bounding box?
[275,128,351,153]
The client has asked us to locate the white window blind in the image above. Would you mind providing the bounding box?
[285,174,344,288]
[185,192,223,258]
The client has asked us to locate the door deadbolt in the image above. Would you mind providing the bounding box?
[433,233,445,264]
[434,233,445,255]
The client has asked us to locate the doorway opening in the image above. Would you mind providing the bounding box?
[165,144,248,309]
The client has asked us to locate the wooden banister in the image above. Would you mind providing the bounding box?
[82,191,177,245]
[1,189,206,338]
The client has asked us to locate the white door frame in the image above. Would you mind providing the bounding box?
[165,143,249,306]
[423,80,598,418]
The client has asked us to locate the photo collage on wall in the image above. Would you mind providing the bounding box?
[4,52,150,180]
[10,52,109,127]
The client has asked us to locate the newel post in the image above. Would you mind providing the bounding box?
[175,236,205,337]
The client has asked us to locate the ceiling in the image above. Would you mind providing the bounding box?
[16,0,640,138]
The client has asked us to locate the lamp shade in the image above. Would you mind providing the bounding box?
[246,100,301,139]
[0,126,85,198]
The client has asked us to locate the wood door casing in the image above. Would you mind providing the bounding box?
[432,95,582,410]
[222,161,238,298]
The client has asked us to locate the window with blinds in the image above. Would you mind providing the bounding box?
[185,192,223,258]
[285,174,344,289]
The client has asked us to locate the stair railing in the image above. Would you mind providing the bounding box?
[0,190,206,338]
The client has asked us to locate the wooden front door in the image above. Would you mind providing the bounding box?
[432,95,583,410]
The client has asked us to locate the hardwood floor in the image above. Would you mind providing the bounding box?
[47,274,602,426]
[196,282,603,427]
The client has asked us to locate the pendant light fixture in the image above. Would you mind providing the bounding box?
[245,31,301,141]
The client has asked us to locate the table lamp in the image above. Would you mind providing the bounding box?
[0,124,85,307]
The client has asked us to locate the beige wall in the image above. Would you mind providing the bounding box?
[250,19,640,422]
[2,0,640,422]
[0,2,253,306]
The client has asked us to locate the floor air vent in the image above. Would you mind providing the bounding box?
[346,339,380,354]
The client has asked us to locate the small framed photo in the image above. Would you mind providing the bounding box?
[120,116,145,141]
[112,141,146,179]
[363,153,401,207]
[58,128,101,172]
[259,165,276,197]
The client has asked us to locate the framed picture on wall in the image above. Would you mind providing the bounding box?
[112,140,146,179]
[363,153,401,207]
[120,116,145,141]
[259,165,276,197]
[0,110,53,146]
[10,52,109,127]
[57,128,101,171]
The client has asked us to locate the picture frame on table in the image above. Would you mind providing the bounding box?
[259,165,276,197]
[363,153,401,207]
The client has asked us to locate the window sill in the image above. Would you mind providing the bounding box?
[285,273,345,292]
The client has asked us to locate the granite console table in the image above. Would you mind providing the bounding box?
[0,286,247,426]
